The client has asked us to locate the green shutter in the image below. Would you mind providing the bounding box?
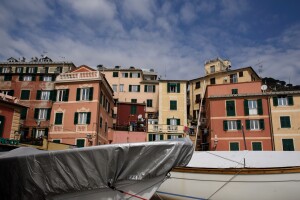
[167,83,170,92]
[20,108,27,120]
[34,109,39,119]
[226,101,235,116]
[153,85,156,92]
[47,108,51,120]
[32,128,36,138]
[36,90,41,100]
[237,120,241,130]
[288,96,294,106]
[257,99,263,115]
[74,112,78,124]
[21,90,30,100]
[138,73,140,78]
[0,68,2,73]
[170,100,177,110]
[26,68,29,73]
[223,120,228,131]
[76,88,80,101]
[129,85,132,92]
[89,87,94,100]
[52,90,57,101]
[19,75,23,81]
[177,119,180,125]
[45,128,48,137]
[55,113,63,125]
[4,75,12,81]
[230,142,239,151]
[167,135,171,139]
[282,139,294,151]
[144,85,147,92]
[160,134,163,140]
[125,73,128,78]
[273,97,278,106]
[64,89,69,101]
[252,142,262,151]
[167,119,170,125]
[34,67,38,73]
[32,75,36,81]
[76,139,85,148]
[130,73,132,78]
[39,75,44,81]
[280,116,291,128]
[177,83,180,93]
[259,119,265,130]
[137,85,140,92]
[244,100,249,116]
[131,105,137,114]
[8,90,14,96]
[246,120,250,130]
[86,112,91,124]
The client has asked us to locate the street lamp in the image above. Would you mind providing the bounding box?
[213,135,218,150]
[86,134,93,146]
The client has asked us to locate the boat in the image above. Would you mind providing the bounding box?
[156,151,300,200]
[0,138,193,200]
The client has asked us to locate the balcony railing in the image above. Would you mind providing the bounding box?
[148,124,185,133]
[56,71,100,81]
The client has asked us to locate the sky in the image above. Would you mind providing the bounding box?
[1,0,300,84]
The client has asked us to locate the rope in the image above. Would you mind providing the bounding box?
[205,151,247,166]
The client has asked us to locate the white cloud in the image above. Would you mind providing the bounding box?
[180,2,197,24]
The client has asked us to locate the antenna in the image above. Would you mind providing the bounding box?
[164,66,167,78]
[254,60,264,76]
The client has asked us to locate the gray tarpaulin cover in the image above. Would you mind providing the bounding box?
[0,138,193,200]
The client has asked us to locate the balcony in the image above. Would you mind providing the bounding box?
[56,71,101,82]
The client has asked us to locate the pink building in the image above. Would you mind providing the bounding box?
[203,81,273,151]
[49,66,114,147]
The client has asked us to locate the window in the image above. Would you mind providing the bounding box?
[112,84,118,92]
[76,87,93,101]
[167,118,180,126]
[210,78,216,85]
[149,134,163,141]
[273,96,294,106]
[119,84,124,92]
[223,120,241,131]
[113,72,119,77]
[23,76,33,81]
[36,108,49,120]
[40,91,51,100]
[55,113,63,125]
[195,81,201,89]
[252,142,262,151]
[280,116,291,128]
[0,90,14,96]
[74,112,91,124]
[56,89,69,102]
[230,142,239,151]
[282,139,294,151]
[76,139,85,148]
[131,99,137,103]
[122,72,128,78]
[170,100,177,110]
[131,105,137,114]
[167,83,180,93]
[210,65,215,73]
[20,90,30,100]
[239,71,244,77]
[35,129,46,138]
[246,119,264,130]
[130,72,140,78]
[248,100,257,115]
[232,89,238,94]
[144,85,156,92]
[168,135,182,139]
[195,94,201,103]
[27,67,35,73]
[129,85,140,92]
[245,99,263,115]
[16,67,23,73]
[226,100,235,116]
[43,76,53,81]
[20,108,27,120]
[230,74,238,83]
[53,139,61,143]
[2,67,11,73]
[147,99,153,107]
[4,75,12,81]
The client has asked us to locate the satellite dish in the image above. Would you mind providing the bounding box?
[138,114,142,119]
[261,85,267,92]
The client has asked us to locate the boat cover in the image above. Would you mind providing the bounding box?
[0,138,193,199]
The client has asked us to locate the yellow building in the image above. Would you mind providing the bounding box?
[270,91,300,151]
[147,80,188,141]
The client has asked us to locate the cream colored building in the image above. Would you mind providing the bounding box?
[270,91,300,151]
[99,66,159,120]
[147,80,188,141]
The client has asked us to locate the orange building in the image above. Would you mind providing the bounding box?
[48,65,114,147]
[204,81,272,151]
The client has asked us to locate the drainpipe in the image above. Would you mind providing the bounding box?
[268,96,275,151]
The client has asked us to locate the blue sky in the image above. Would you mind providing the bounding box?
[1,0,300,84]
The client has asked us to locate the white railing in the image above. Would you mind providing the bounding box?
[56,71,100,81]
[52,125,63,132]
[167,125,178,131]
[76,125,87,132]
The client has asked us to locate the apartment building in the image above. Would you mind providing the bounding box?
[99,66,159,119]
[0,56,75,143]
[270,91,300,151]
[204,81,272,151]
[48,65,114,147]
[146,80,188,141]
[189,58,260,124]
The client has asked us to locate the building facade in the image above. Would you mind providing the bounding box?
[48,65,114,147]
[0,56,75,144]
[204,81,272,151]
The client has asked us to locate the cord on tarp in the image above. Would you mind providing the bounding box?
[107,182,147,200]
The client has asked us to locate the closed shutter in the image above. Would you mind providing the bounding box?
[32,128,37,138]
[259,119,265,130]
[39,75,44,81]
[138,73,140,78]
[237,120,241,130]
[52,90,57,101]
[47,109,51,120]
[32,75,36,81]
[45,128,48,137]
[86,112,91,124]
[20,108,27,120]
[226,101,235,116]
[167,118,170,125]
[273,97,278,106]
[137,85,140,92]
[246,120,250,130]
[177,119,180,125]
[74,112,78,124]
[282,139,294,151]
[153,85,156,93]
[34,109,39,119]
[230,142,239,151]
[55,113,63,125]
[252,142,262,151]
[130,73,132,78]
[64,89,69,101]
[160,134,163,140]
[167,83,170,92]
[8,90,14,96]
[34,67,38,73]
[0,116,5,137]
[0,68,2,73]
[177,83,180,93]
[76,88,80,101]
[129,85,132,92]
[21,90,30,100]
[19,75,23,81]
[76,139,85,148]
[244,100,249,116]
[89,87,93,100]
[144,85,147,92]
[223,120,228,131]
[288,96,294,105]
[257,99,263,115]
[167,135,171,139]
[36,90,41,100]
